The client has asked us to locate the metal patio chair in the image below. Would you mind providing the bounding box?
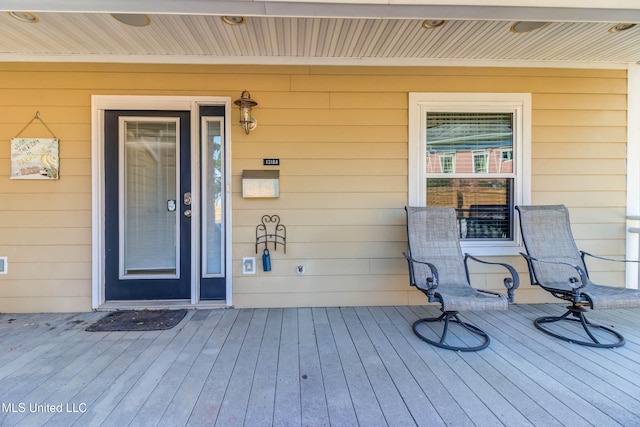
[517,204,640,348]
[403,206,519,351]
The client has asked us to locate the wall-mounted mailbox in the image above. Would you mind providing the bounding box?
[242,170,280,198]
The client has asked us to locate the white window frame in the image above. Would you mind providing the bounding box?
[408,92,532,256]
[440,152,455,173]
[472,150,489,174]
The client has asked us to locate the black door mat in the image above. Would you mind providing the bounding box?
[85,309,187,332]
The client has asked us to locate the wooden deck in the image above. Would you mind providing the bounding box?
[1,304,640,426]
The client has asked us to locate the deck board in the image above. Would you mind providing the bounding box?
[356,307,446,427]
[393,306,506,427]
[160,309,236,426]
[377,307,476,427]
[480,306,635,426]
[342,307,418,426]
[131,310,223,426]
[325,307,387,427]
[272,308,301,427]
[216,308,268,426]
[298,308,330,426]
[312,308,359,426]
[188,309,253,425]
[1,305,640,426]
[244,308,282,426]
[461,310,588,427]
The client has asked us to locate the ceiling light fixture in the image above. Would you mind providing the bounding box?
[510,21,549,33]
[609,23,637,33]
[422,20,446,29]
[8,12,39,23]
[111,13,150,27]
[222,16,246,26]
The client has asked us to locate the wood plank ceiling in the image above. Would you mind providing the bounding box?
[1,2,640,66]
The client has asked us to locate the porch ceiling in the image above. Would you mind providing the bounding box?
[2,1,640,67]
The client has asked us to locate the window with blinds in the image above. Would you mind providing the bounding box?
[426,112,515,240]
[409,93,531,254]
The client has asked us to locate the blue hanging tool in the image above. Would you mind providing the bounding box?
[262,248,271,272]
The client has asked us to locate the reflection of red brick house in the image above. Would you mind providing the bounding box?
[427,147,513,174]
[426,146,514,238]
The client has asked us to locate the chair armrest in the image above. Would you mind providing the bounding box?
[580,251,640,278]
[464,254,520,302]
[519,252,588,290]
[403,252,439,295]
[581,251,640,264]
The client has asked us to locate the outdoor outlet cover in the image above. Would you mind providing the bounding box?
[296,265,305,275]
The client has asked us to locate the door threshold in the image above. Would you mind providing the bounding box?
[97,300,229,311]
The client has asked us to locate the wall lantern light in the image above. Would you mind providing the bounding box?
[234,90,258,134]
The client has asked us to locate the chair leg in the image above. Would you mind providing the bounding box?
[413,311,490,352]
[534,305,625,348]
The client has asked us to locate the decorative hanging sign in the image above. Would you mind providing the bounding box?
[10,137,59,179]
[10,111,60,180]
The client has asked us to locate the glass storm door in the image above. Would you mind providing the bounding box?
[104,111,191,300]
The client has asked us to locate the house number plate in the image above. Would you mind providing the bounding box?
[263,158,280,166]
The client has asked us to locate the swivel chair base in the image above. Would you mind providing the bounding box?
[413,311,490,352]
[534,305,625,348]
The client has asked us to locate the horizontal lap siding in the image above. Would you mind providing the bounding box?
[0,66,92,312]
[530,76,627,292]
[233,66,628,307]
[0,63,628,311]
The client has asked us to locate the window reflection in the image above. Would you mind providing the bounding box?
[426,112,515,240]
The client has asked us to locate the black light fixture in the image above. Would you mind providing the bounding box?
[234,90,258,135]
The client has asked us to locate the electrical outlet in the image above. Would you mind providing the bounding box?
[296,265,305,275]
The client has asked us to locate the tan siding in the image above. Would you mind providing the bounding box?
[285,176,408,193]
[0,194,90,211]
[533,175,625,192]
[534,142,626,159]
[533,110,626,127]
[308,66,626,78]
[0,211,91,228]
[533,126,626,142]
[532,93,627,110]
[258,108,407,126]
[0,228,91,246]
[569,207,627,223]
[531,191,626,207]
[330,92,408,109]
[237,142,406,159]
[0,280,89,297]
[532,159,626,175]
[292,74,627,94]
[0,63,630,312]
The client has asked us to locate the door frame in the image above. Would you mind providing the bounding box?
[91,95,233,308]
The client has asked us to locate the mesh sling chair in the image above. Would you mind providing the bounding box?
[516,205,640,348]
[403,206,519,351]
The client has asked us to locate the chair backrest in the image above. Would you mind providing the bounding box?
[405,206,469,288]
[516,205,587,285]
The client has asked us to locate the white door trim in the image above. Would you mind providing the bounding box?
[91,95,233,308]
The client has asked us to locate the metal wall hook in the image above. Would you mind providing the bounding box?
[256,214,286,253]
[14,111,57,138]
